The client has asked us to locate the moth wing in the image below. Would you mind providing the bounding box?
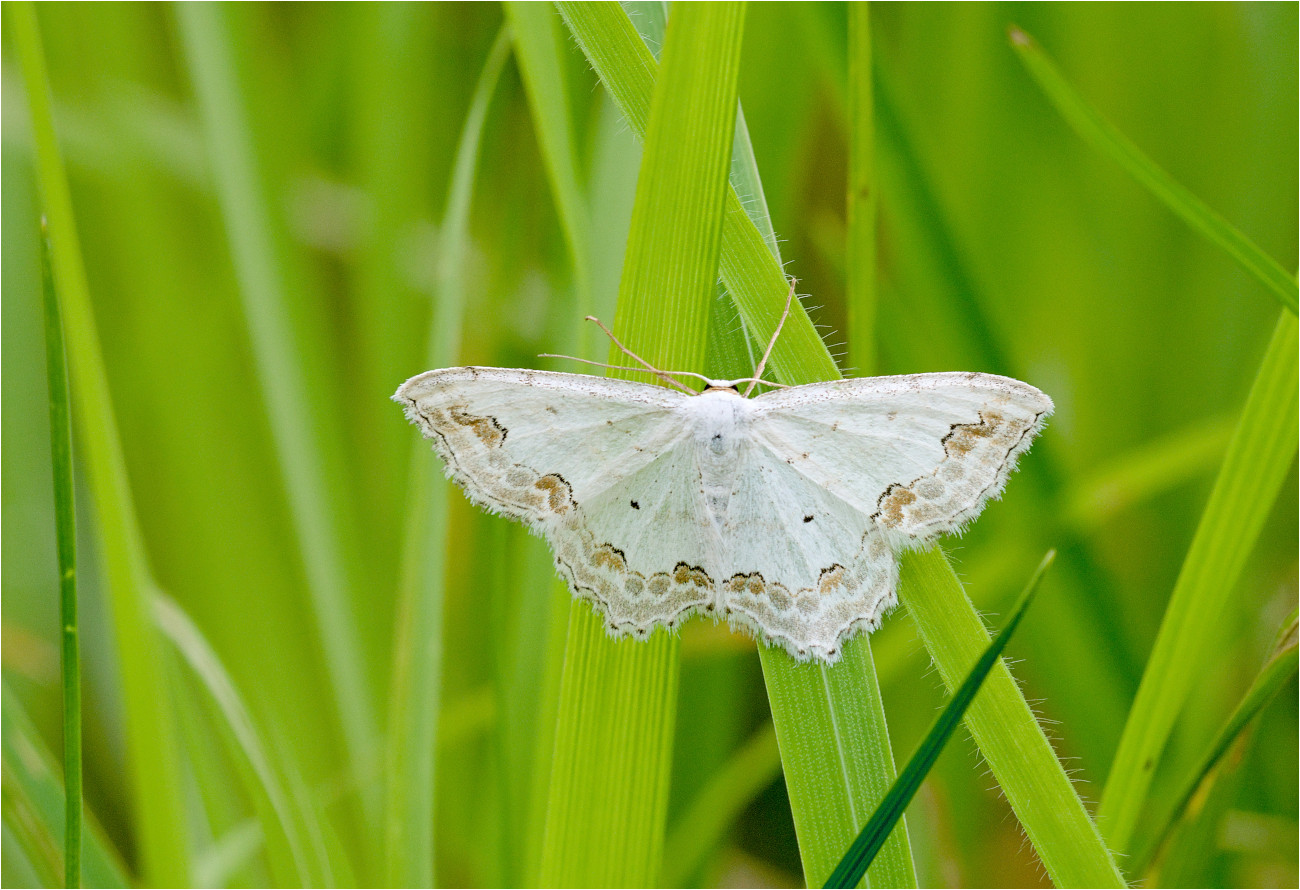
[395,367,717,632]
[749,373,1052,546]
[714,437,897,661]
[396,367,687,524]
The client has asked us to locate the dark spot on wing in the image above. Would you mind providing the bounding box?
[803,515,814,523]
[630,500,640,510]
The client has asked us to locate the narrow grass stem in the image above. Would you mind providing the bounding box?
[40,222,80,890]
[846,2,877,377]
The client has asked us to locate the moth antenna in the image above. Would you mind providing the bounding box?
[744,277,796,398]
[539,354,697,393]
[543,354,787,392]
[578,318,699,394]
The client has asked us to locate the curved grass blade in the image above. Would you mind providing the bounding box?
[39,221,80,890]
[9,4,190,881]
[154,595,329,886]
[1098,311,1299,854]
[1008,36,1299,849]
[1139,611,1298,881]
[539,5,746,885]
[1009,26,1297,315]
[825,551,1054,889]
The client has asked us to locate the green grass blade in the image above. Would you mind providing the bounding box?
[8,5,190,883]
[623,0,781,269]
[39,222,79,890]
[384,28,511,887]
[1098,310,1299,854]
[1009,26,1298,315]
[557,1,834,386]
[2,681,130,888]
[1140,611,1298,880]
[539,5,746,885]
[175,2,379,825]
[154,595,326,886]
[758,645,916,889]
[826,552,1055,889]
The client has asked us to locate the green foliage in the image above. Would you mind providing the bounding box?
[2,4,1295,888]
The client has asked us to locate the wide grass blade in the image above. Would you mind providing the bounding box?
[839,11,917,881]
[1098,311,1298,853]
[1009,26,1298,314]
[826,552,1055,889]
[1140,611,1298,881]
[2,681,129,888]
[9,4,191,882]
[384,28,511,887]
[176,2,379,835]
[39,222,80,890]
[539,5,746,885]
[557,2,831,386]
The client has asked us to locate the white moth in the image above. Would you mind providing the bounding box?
[394,308,1051,663]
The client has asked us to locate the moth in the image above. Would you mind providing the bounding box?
[394,300,1051,663]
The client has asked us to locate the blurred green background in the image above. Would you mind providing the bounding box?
[3,3,1295,887]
